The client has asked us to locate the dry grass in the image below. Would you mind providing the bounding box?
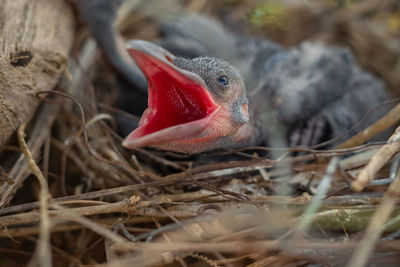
[1,0,400,266]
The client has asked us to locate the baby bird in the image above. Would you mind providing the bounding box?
[78,1,391,153]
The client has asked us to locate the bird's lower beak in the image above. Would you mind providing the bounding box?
[122,40,220,150]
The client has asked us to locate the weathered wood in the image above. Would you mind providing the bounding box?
[0,0,75,146]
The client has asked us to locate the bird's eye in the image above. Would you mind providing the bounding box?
[217,76,229,86]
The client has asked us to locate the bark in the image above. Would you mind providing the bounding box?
[0,0,75,146]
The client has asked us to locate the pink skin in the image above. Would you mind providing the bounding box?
[122,40,248,153]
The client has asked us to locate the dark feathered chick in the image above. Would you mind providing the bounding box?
[78,2,391,153]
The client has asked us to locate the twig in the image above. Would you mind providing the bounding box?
[352,125,400,191]
[50,203,127,244]
[1,185,394,217]
[0,196,141,227]
[297,157,338,232]
[17,122,52,267]
[110,240,400,254]
[370,153,400,187]
[0,218,151,238]
[135,148,187,171]
[347,157,400,267]
[337,102,400,149]
[0,100,60,208]
[36,90,143,182]
[311,98,400,149]
[112,240,280,254]
[59,113,120,195]
[42,136,51,180]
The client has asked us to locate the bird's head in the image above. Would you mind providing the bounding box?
[122,40,249,153]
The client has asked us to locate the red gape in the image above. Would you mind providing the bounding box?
[126,49,218,139]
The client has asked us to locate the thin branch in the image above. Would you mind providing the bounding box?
[337,102,400,149]
[0,100,60,208]
[347,157,400,267]
[0,196,141,227]
[18,122,52,267]
[352,125,400,191]
[297,157,338,232]
[50,203,128,244]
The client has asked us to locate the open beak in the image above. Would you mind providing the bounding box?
[122,40,220,149]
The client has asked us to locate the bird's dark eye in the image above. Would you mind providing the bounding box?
[217,76,229,86]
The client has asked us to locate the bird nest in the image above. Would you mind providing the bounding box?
[1,0,400,266]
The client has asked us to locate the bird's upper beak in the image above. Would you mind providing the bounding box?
[122,40,221,152]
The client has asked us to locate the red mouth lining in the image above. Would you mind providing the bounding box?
[127,50,218,138]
